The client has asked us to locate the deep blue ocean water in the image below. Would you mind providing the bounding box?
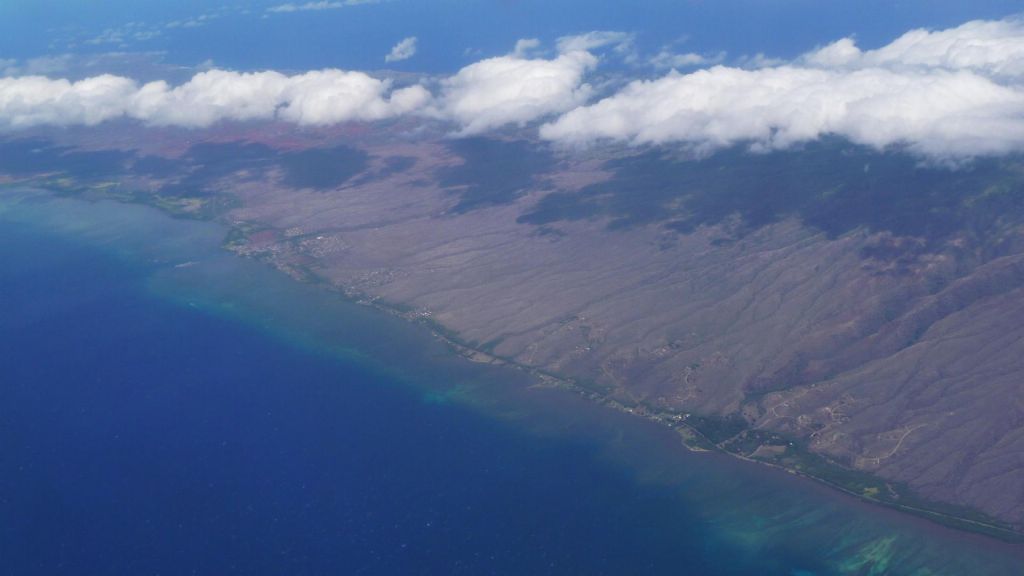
[0,200,775,575]
[2,0,1023,74]
[2,191,1023,575]
[0,216,722,575]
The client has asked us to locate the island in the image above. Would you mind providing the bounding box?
[3,120,1024,539]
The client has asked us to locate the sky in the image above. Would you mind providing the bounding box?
[1,0,1024,160]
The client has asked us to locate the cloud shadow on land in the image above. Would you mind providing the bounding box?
[279,145,370,189]
[149,142,371,196]
[518,139,1024,247]
[437,138,557,213]
[0,139,133,179]
[154,142,280,197]
[0,138,379,197]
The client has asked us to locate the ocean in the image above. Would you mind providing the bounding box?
[3,1,1023,76]
[1,189,1021,575]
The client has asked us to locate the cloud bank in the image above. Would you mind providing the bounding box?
[801,18,1024,77]
[0,69,428,129]
[3,18,1024,159]
[541,18,1024,158]
[541,65,1024,158]
[431,47,597,135]
[0,74,139,128]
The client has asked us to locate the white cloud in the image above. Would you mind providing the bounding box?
[737,53,788,69]
[5,19,1024,160]
[269,2,337,13]
[13,55,74,76]
[541,18,1024,159]
[0,68,428,129]
[801,18,1024,77]
[385,37,418,63]
[541,66,1024,158]
[557,31,636,64]
[166,13,218,29]
[801,37,861,68]
[556,31,633,54]
[0,59,17,77]
[276,70,429,124]
[433,48,597,135]
[650,50,724,70]
[267,0,378,13]
[512,38,541,58]
[131,70,291,127]
[0,74,139,129]
[0,52,172,80]
[3,35,603,134]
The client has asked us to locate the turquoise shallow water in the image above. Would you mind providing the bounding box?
[1,188,1022,575]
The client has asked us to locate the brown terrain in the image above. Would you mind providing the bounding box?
[3,122,1024,533]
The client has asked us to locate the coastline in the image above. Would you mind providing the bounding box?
[212,203,1024,543]
[207,194,1024,544]
[4,182,1024,565]
[344,288,1024,543]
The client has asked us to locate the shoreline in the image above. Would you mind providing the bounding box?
[256,244,1024,543]
[7,181,1023,544]
[448,336,1024,541]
